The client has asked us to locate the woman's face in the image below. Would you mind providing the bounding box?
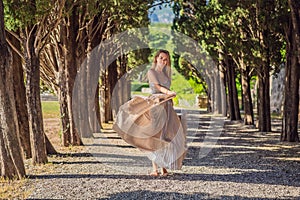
[156,52,169,68]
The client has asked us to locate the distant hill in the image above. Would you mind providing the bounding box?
[148,4,175,24]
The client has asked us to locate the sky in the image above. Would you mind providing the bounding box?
[148,3,175,24]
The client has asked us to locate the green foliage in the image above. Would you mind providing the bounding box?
[280,41,286,63]
[171,0,289,113]
[109,0,155,81]
[173,0,286,73]
[40,81,55,94]
[4,0,53,30]
[170,68,192,94]
[148,23,175,52]
[170,67,200,107]
[188,78,206,95]
[107,0,153,31]
[131,81,149,92]
[173,93,197,108]
[127,49,152,80]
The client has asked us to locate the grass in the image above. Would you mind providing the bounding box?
[0,177,32,199]
[42,101,60,119]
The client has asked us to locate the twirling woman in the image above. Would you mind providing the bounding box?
[113,49,187,176]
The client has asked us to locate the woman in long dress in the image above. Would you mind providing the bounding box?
[113,49,187,176]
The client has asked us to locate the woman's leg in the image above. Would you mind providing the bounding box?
[161,168,168,176]
[150,161,159,176]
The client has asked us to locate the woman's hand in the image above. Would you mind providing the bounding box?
[166,90,176,97]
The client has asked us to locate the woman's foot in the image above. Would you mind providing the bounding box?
[149,170,159,177]
[161,168,168,176]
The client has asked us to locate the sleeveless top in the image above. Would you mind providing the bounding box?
[148,69,171,94]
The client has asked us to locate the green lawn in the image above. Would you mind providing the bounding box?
[41,101,60,119]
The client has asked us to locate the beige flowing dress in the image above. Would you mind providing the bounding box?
[113,69,187,170]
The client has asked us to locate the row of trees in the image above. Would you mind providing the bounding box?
[172,0,299,139]
[0,0,299,180]
[0,0,158,179]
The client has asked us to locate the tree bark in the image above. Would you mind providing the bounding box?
[257,62,271,132]
[205,74,212,113]
[214,67,222,114]
[58,52,70,146]
[94,84,101,131]
[66,9,81,145]
[281,0,300,142]
[58,20,71,146]
[72,56,92,138]
[208,73,215,113]
[111,55,131,119]
[8,32,32,158]
[57,6,81,145]
[241,65,254,125]
[255,1,272,132]
[105,60,118,122]
[0,0,26,179]
[219,67,227,117]
[217,52,227,117]
[225,57,241,120]
[24,25,48,164]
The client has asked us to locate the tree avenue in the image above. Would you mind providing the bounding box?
[173,0,299,139]
[0,0,299,180]
[1,0,155,179]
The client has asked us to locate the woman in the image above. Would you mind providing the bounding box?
[113,49,187,177]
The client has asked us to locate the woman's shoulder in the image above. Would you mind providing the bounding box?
[148,68,156,73]
[147,69,159,84]
[147,68,157,76]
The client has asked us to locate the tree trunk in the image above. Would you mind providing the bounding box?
[106,60,118,122]
[205,75,212,113]
[257,27,272,132]
[0,0,26,178]
[208,73,215,113]
[239,73,244,111]
[217,52,227,117]
[57,7,81,145]
[8,32,32,158]
[86,19,103,133]
[94,84,101,131]
[241,65,254,125]
[225,57,241,120]
[281,0,300,142]
[219,67,227,117]
[73,56,92,138]
[257,63,271,132]
[86,47,101,135]
[254,0,272,132]
[111,55,131,119]
[24,26,48,164]
[214,67,222,114]
[66,9,81,145]
[282,51,299,141]
[232,68,241,120]
[58,50,70,146]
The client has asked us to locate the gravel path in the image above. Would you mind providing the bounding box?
[24,110,300,199]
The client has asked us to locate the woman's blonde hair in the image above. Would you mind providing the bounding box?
[150,49,171,81]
